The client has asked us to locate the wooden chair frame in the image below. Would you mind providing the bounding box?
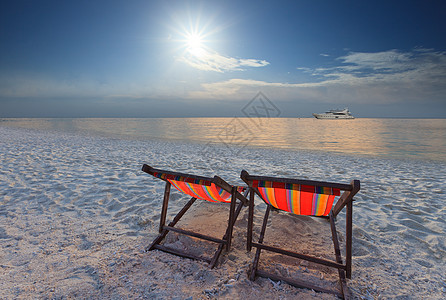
[241,170,360,299]
[142,164,248,268]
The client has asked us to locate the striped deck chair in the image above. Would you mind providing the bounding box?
[241,170,360,299]
[142,164,248,268]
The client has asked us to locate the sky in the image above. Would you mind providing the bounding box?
[0,0,445,118]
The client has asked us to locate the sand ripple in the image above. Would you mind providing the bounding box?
[0,126,445,299]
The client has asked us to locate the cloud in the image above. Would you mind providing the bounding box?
[337,49,412,71]
[190,48,446,104]
[178,48,269,72]
[188,78,322,101]
[2,48,444,110]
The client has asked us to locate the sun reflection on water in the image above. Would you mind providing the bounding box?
[1,118,445,162]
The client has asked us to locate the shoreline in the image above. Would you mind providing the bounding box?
[1,118,445,163]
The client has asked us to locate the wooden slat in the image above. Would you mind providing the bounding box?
[256,270,343,298]
[152,244,212,264]
[164,226,226,244]
[213,175,234,193]
[332,180,360,216]
[142,164,214,182]
[241,170,353,191]
[213,175,248,205]
[252,242,346,271]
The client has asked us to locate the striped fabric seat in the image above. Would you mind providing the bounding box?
[252,180,341,216]
[152,171,243,203]
[242,169,360,297]
[143,164,250,268]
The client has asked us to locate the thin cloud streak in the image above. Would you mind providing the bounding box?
[178,48,269,72]
[189,49,446,104]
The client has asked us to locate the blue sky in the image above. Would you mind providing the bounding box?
[1,0,445,118]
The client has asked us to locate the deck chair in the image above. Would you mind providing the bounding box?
[142,164,248,268]
[241,170,360,299]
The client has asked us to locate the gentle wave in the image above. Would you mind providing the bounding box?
[1,117,446,162]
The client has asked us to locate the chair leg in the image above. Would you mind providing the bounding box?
[330,212,350,299]
[146,196,196,252]
[212,198,246,268]
[249,205,271,281]
[210,243,225,269]
[346,201,353,279]
[247,187,255,252]
[226,186,237,251]
[159,181,171,233]
[250,247,262,281]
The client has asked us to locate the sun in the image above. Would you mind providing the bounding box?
[186,33,203,49]
[169,15,218,59]
[185,33,206,57]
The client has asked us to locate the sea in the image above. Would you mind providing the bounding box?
[1,117,445,162]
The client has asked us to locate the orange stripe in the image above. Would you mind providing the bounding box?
[290,189,300,215]
[300,191,313,215]
[266,187,278,208]
[315,194,329,216]
[201,184,219,202]
[274,188,288,211]
[166,179,239,203]
[171,181,200,199]
[210,184,230,203]
[187,182,211,201]
[169,180,213,202]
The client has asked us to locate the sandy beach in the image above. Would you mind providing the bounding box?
[1,125,445,299]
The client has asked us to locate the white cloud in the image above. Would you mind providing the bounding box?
[189,49,446,104]
[178,48,269,72]
[189,78,326,101]
[337,49,412,70]
[329,49,446,80]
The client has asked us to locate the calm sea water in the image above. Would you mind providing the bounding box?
[1,118,445,162]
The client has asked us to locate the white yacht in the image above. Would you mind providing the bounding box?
[312,108,355,119]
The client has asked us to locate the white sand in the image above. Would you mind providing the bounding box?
[0,126,445,299]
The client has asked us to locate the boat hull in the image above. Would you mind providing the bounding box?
[312,113,354,119]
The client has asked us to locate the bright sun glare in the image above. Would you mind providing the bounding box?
[185,33,206,57]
